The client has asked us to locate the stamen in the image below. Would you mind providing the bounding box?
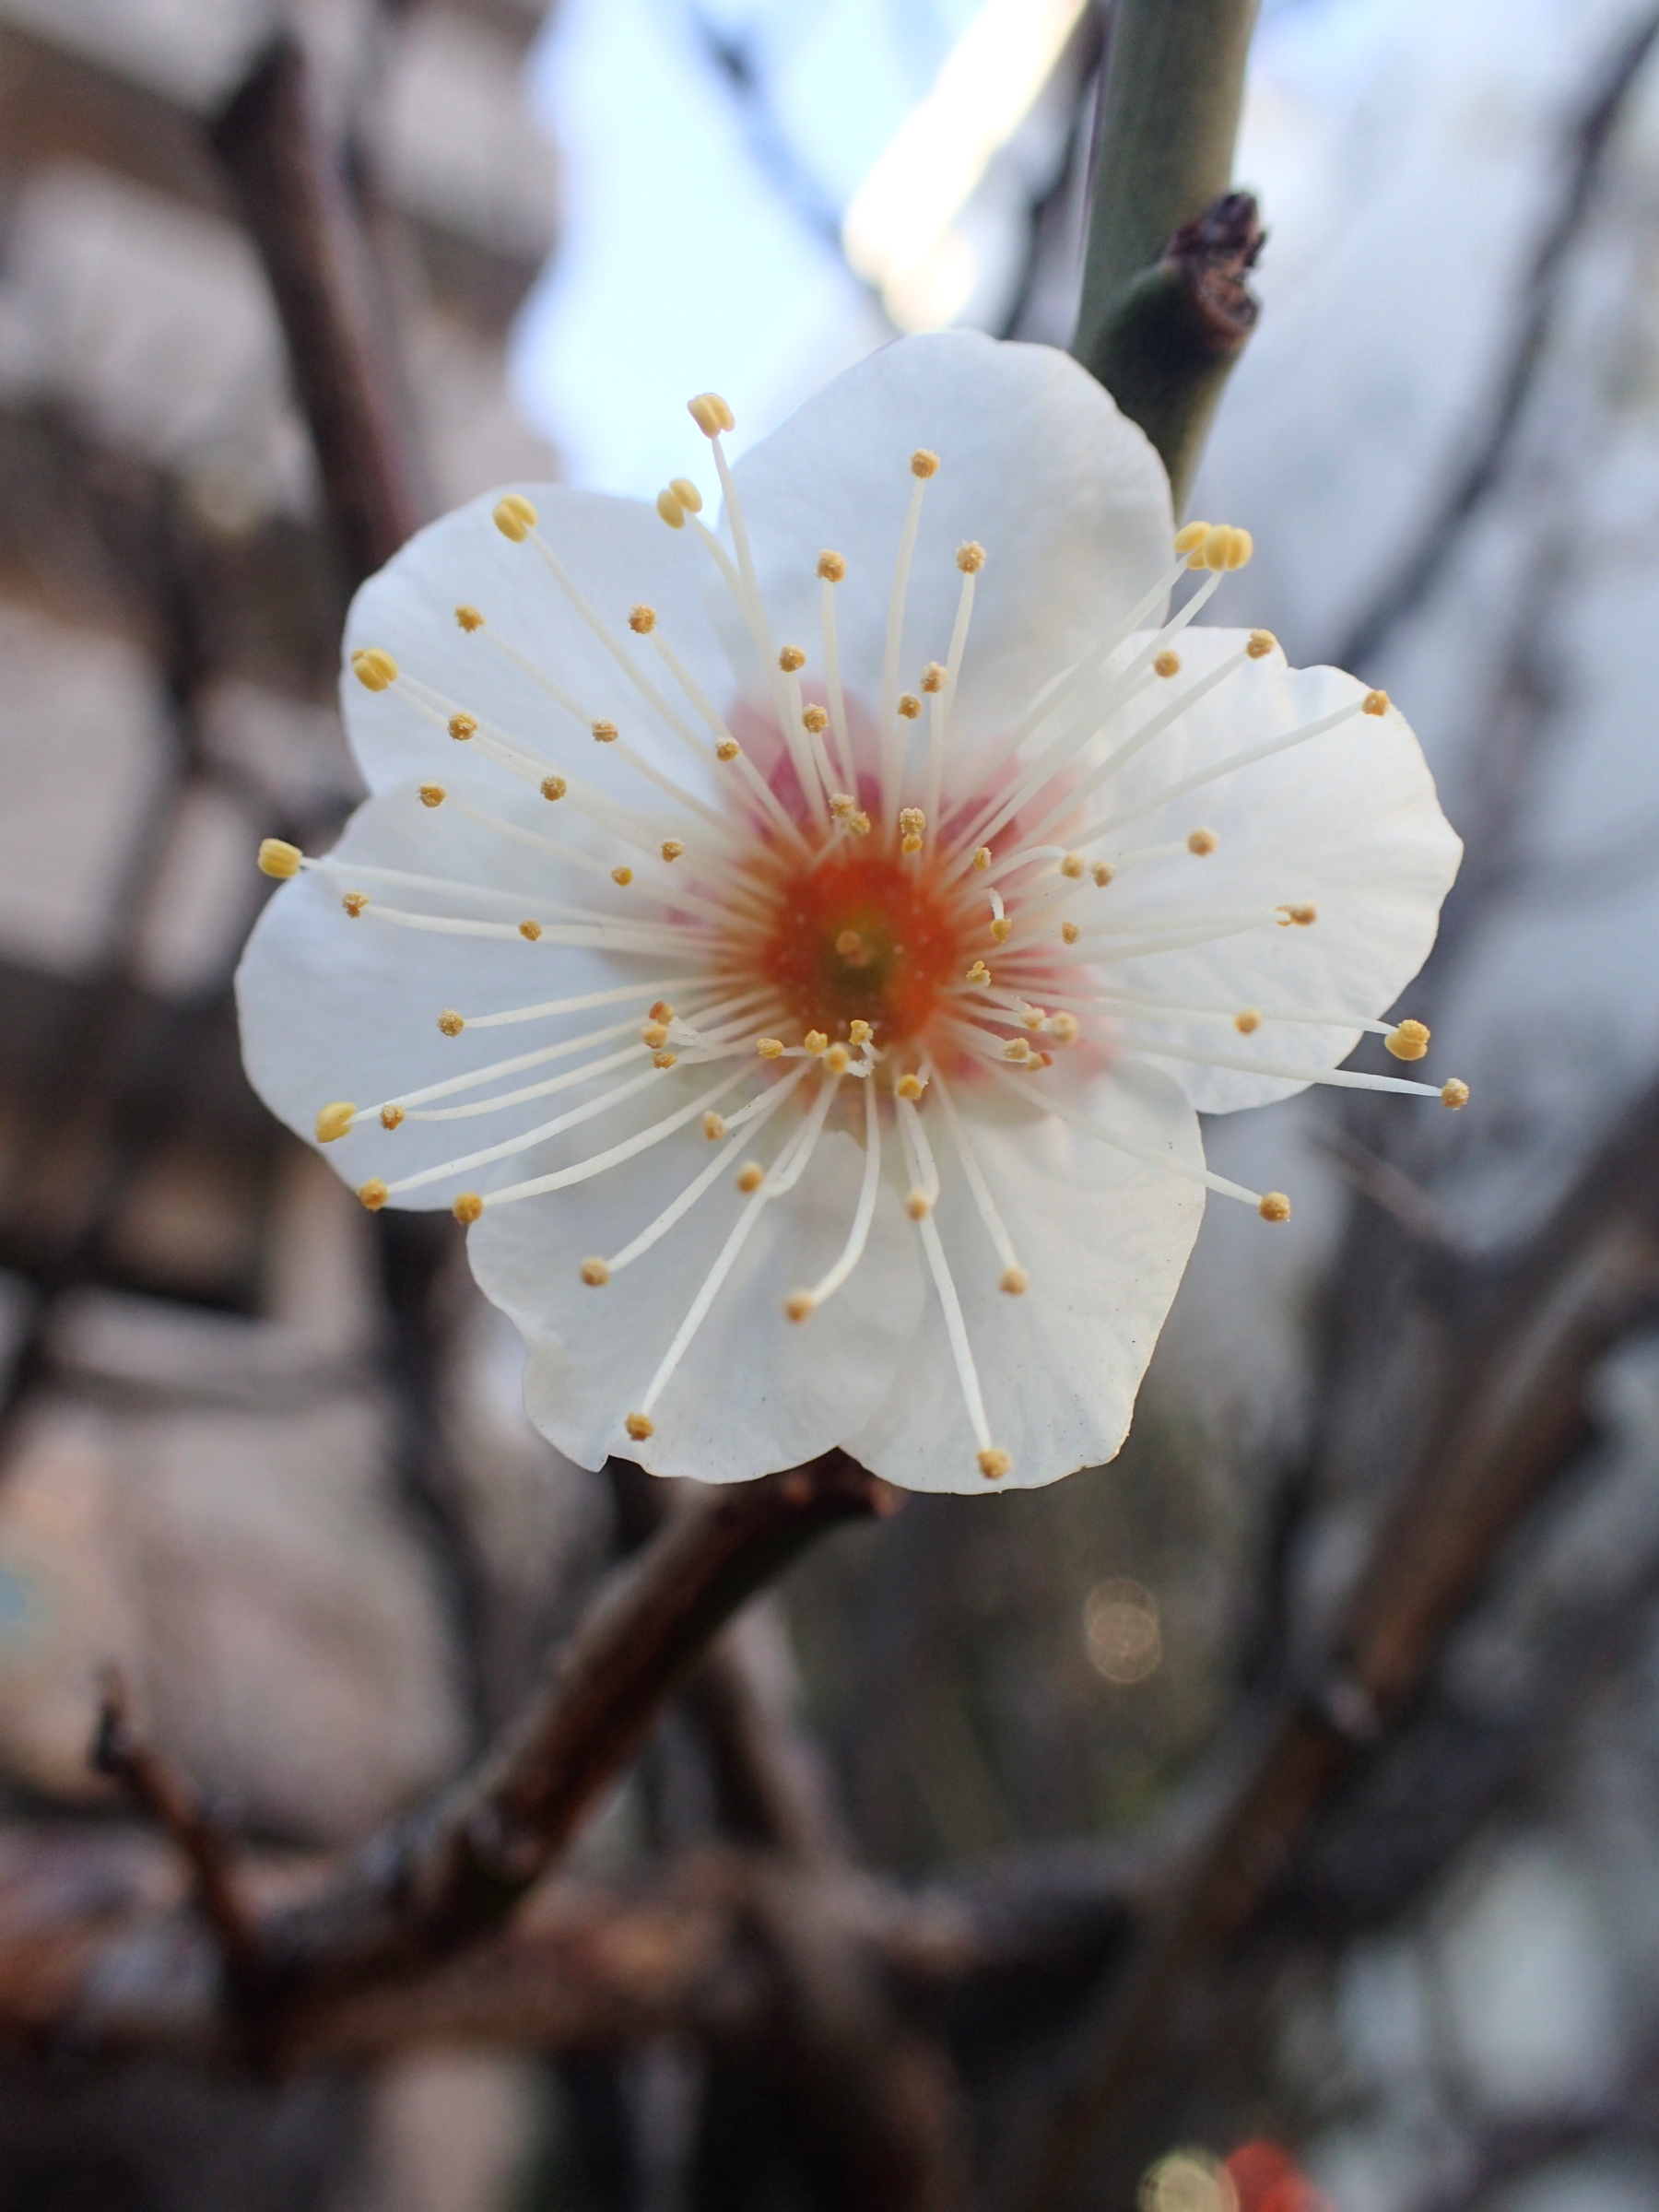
[787,1071,882,1320]
[1088,699,1364,842]
[1121,1037,1463,1100]
[930,1068,1025,1290]
[985,1065,1269,1207]
[462,977,715,1033]
[257,838,302,879]
[895,1103,1007,1482]
[818,553,857,792]
[879,451,937,818]
[603,1068,809,1277]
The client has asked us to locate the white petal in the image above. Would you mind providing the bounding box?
[1075,629,1462,1112]
[725,333,1174,749]
[843,1062,1205,1493]
[470,1116,924,1483]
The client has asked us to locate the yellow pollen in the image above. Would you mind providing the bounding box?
[519,919,543,941]
[911,448,939,478]
[921,663,947,694]
[1386,1018,1430,1062]
[1003,1037,1032,1062]
[849,1020,872,1045]
[802,703,830,734]
[824,1043,852,1074]
[688,392,735,436]
[449,712,477,742]
[758,1037,784,1059]
[1247,628,1277,659]
[582,1256,610,1286]
[653,1050,677,1069]
[898,694,922,720]
[670,477,703,513]
[896,1073,926,1100]
[629,605,657,635]
[1187,828,1218,856]
[978,1447,1011,1481]
[736,1161,764,1192]
[438,1009,465,1036]
[778,644,806,673]
[900,806,925,837]
[715,739,740,761]
[661,839,686,863]
[612,866,634,887]
[453,1192,484,1224]
[1363,688,1390,717]
[956,540,986,574]
[1091,863,1113,888]
[655,489,686,528]
[1441,1078,1470,1110]
[641,1023,670,1048]
[315,1100,356,1143]
[990,917,1012,943]
[1061,853,1085,879]
[1235,1008,1261,1034]
[351,647,397,691]
[1021,1006,1046,1030]
[804,1030,829,1055]
[358,1179,389,1211]
[1000,1265,1029,1295]
[1062,922,1080,944]
[418,783,445,807]
[257,838,302,879]
[625,1411,655,1440]
[381,1105,405,1130]
[541,775,567,801]
[650,1001,676,1020]
[906,1188,931,1219]
[972,845,992,870]
[1280,903,1318,927]
[593,719,619,744]
[1154,651,1182,679]
[1259,1192,1292,1223]
[901,835,923,854]
[702,1112,727,1140]
[818,549,846,582]
[848,811,871,836]
[1047,1013,1079,1044]
[493,493,538,541]
[784,1291,815,1323]
[342,891,368,917]
[965,959,991,983]
[455,605,485,633]
[830,792,855,817]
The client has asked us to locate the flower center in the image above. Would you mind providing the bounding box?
[748,842,968,1044]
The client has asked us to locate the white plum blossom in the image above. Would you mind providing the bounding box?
[236,332,1462,1494]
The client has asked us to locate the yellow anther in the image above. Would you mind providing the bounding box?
[911,448,939,479]
[848,811,871,836]
[449,712,477,742]
[351,647,397,691]
[972,845,992,870]
[358,1179,389,1211]
[593,719,619,743]
[1246,628,1277,659]
[921,663,947,694]
[493,493,538,542]
[899,807,925,835]
[641,1023,670,1049]
[702,1112,727,1140]
[849,1020,872,1045]
[1235,1008,1262,1034]
[1000,1265,1029,1296]
[1441,1078,1470,1110]
[757,1037,784,1060]
[1386,1018,1430,1062]
[1187,828,1218,856]
[650,1001,676,1021]
[453,1192,484,1224]
[455,605,485,632]
[1047,1013,1079,1044]
[818,549,846,582]
[625,1411,655,1440]
[688,392,735,436]
[956,540,986,573]
[906,1188,931,1219]
[1021,1006,1046,1029]
[830,792,855,817]
[541,774,567,801]
[896,1073,926,1100]
[965,959,991,984]
[315,1100,356,1143]
[381,1105,405,1130]
[669,477,702,512]
[1201,524,1233,571]
[1223,526,1253,569]
[736,1161,764,1192]
[1061,853,1085,879]
[784,1291,816,1323]
[653,1051,677,1069]
[581,1256,610,1286]
[612,865,634,887]
[824,1043,852,1074]
[1003,1037,1032,1062]
[1091,863,1113,888]
[1062,922,1081,944]
[1279,903,1317,927]
[519,919,543,941]
[898,693,922,720]
[1363,688,1390,717]
[1259,1192,1292,1223]
[438,1009,465,1036]
[802,703,830,735]
[629,604,657,635]
[978,1447,1011,1481]
[990,916,1012,943]
[661,839,686,863]
[804,1030,829,1056]
[715,738,740,761]
[1154,651,1182,679]
[418,783,445,807]
[778,643,806,673]
[655,488,686,528]
[342,891,368,918]
[257,838,302,879]
[901,835,923,854]
[1175,520,1208,558]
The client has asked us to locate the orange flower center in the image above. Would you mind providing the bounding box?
[749,842,970,1044]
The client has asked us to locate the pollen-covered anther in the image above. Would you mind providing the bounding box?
[898,694,922,720]
[1061,853,1085,878]
[656,489,686,528]
[1386,1018,1431,1062]
[818,549,846,582]
[653,1051,677,1069]
[804,1030,829,1056]
[848,811,872,836]
[736,1161,764,1192]
[778,643,806,673]
[849,1020,872,1045]
[257,838,301,879]
[911,448,939,478]
[628,605,657,636]
[1000,1266,1030,1295]
[438,1009,465,1036]
[965,959,991,984]
[978,1447,1011,1481]
[1278,903,1317,927]
[906,1188,931,1219]
[1363,688,1390,717]
[921,662,947,694]
[1062,921,1080,944]
[1174,520,1208,559]
[1259,1192,1292,1223]
[641,1022,670,1048]
[625,1411,655,1440]
[896,1073,927,1100]
[757,1037,784,1060]
[1247,629,1277,659]
[1187,828,1218,856]
[650,1001,675,1022]
[899,806,925,851]
[518,919,542,942]
[784,1291,815,1323]
[830,792,855,818]
[418,783,445,807]
[455,605,485,632]
[541,775,566,801]
[315,1101,356,1143]
[1235,1008,1262,1034]
[453,1192,484,1224]
[1441,1078,1471,1110]
[824,1043,852,1074]
[593,719,619,744]
[1021,1006,1046,1030]
[802,704,830,735]
[581,1256,610,1286]
[612,866,634,887]
[715,739,740,761]
[660,839,686,863]
[701,1112,727,1140]
[380,1105,405,1130]
[351,647,396,691]
[1003,1037,1033,1062]
[1154,650,1182,678]
[1046,1013,1079,1044]
[493,493,537,542]
[449,712,477,742]
[358,1179,389,1211]
[1090,863,1113,888]
[972,845,992,870]
[670,477,703,513]
[688,392,735,436]
[957,540,986,573]
[342,891,368,918]
[990,916,1013,943]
